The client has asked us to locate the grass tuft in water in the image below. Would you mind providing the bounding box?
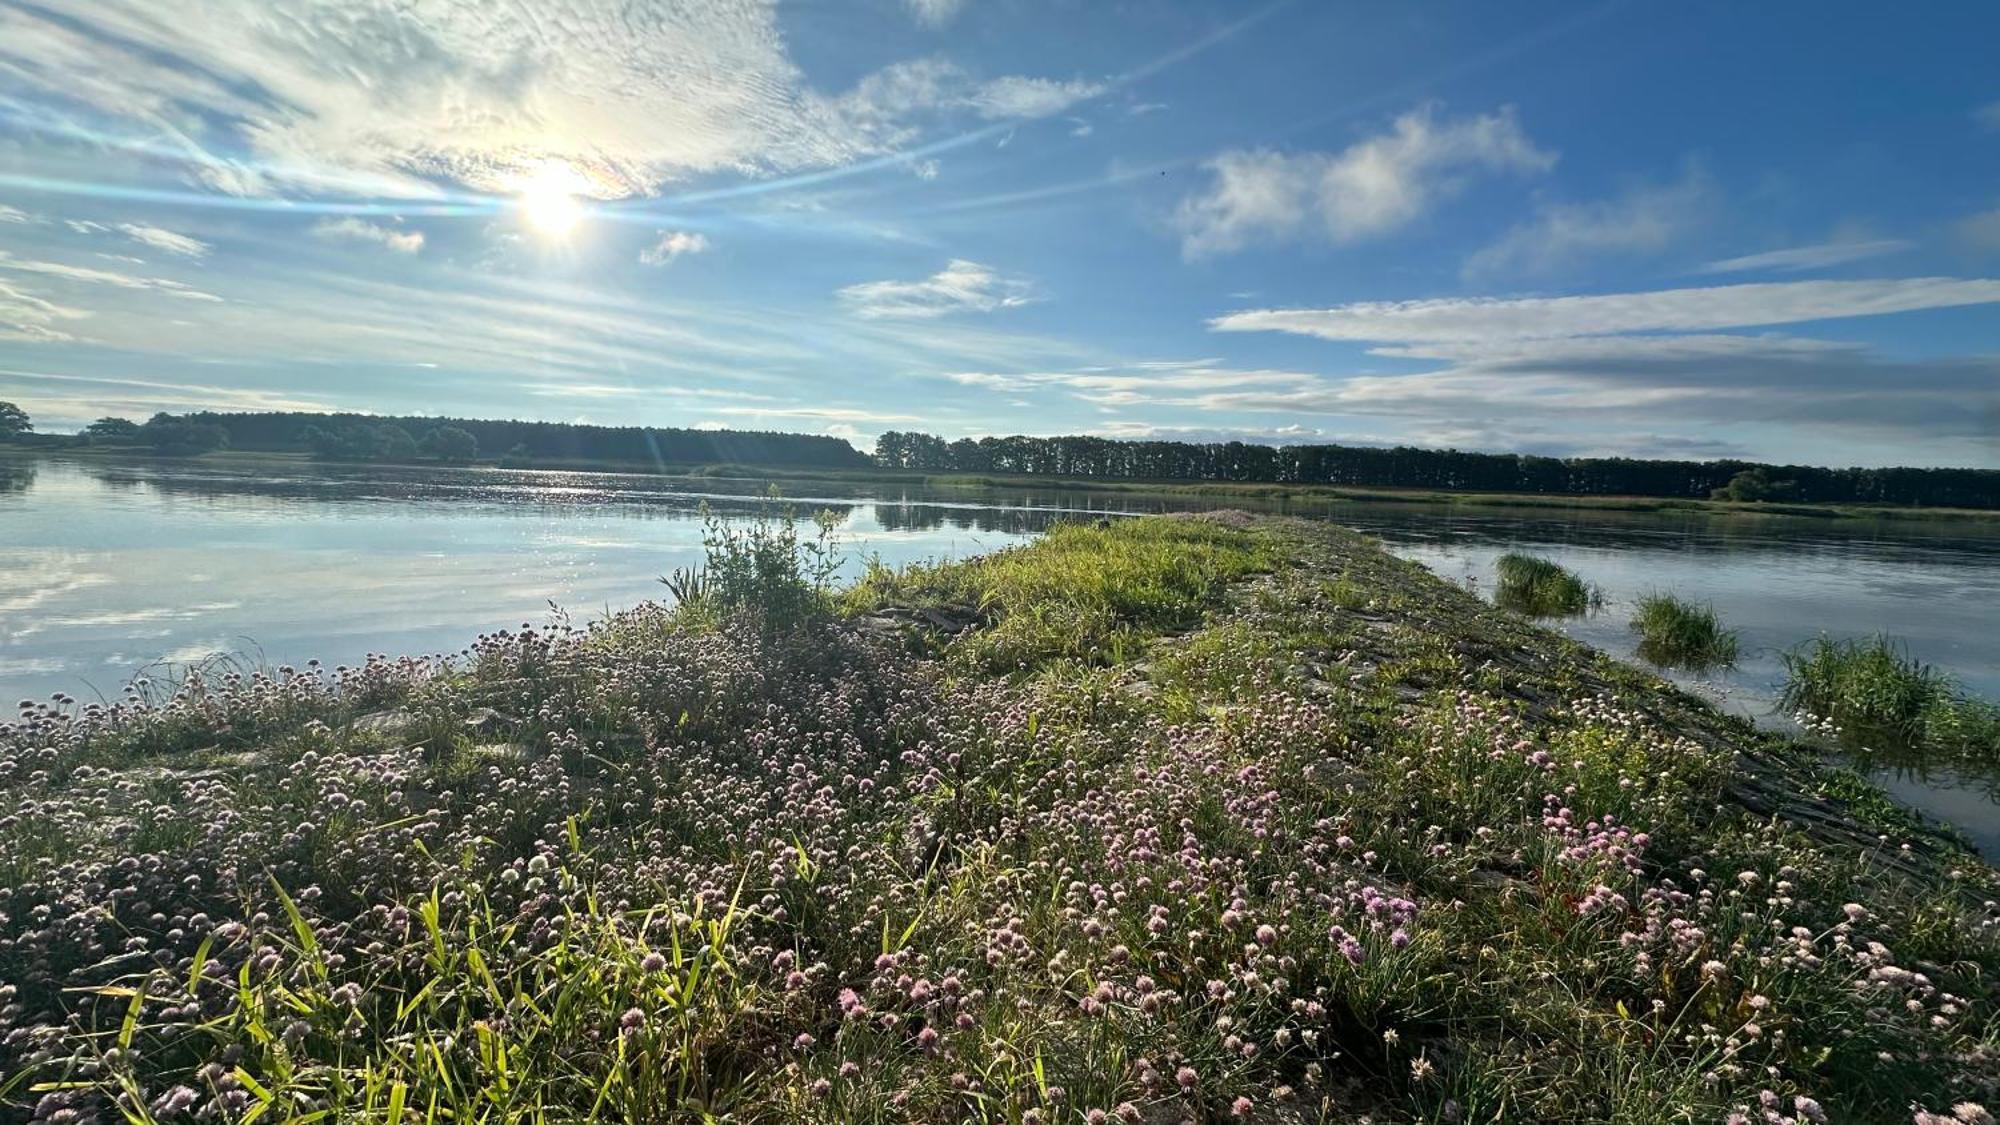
[1492,552,1597,617]
[1781,634,2000,760]
[1629,593,1739,669]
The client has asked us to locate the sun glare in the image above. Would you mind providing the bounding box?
[515,161,587,237]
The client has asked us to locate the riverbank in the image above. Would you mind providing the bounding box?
[11,445,1999,523]
[3,513,1992,1122]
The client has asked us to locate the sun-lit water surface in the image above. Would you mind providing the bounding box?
[5,455,1999,851]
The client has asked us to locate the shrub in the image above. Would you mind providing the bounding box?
[1630,593,1738,669]
[1492,553,1596,616]
[663,500,843,638]
[1781,634,2000,759]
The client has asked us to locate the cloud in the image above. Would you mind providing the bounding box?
[0,1,1095,202]
[904,0,966,27]
[1464,166,1712,278]
[1700,239,1913,274]
[115,223,210,258]
[311,218,424,254]
[1210,278,2000,343]
[1978,101,2000,129]
[711,406,925,423]
[827,58,1106,150]
[838,259,1036,319]
[0,279,90,343]
[0,205,30,224]
[971,76,1106,119]
[944,361,1319,406]
[639,230,710,266]
[0,252,223,301]
[1173,105,1555,257]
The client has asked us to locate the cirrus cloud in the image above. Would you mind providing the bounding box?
[838,259,1037,319]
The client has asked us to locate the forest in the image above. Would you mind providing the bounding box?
[873,430,2000,509]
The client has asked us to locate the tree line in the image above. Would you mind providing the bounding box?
[871,431,2000,509]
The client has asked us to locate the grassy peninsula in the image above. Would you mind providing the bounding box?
[3,515,1995,1123]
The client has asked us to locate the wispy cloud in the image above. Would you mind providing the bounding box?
[0,205,31,225]
[1174,104,1555,257]
[1211,278,2000,342]
[944,361,1318,406]
[115,223,210,258]
[1700,238,1912,274]
[1465,165,1712,278]
[0,253,222,302]
[904,0,967,27]
[1957,206,2000,252]
[838,259,1037,319]
[1978,100,2000,130]
[639,231,710,266]
[0,280,89,343]
[311,218,424,254]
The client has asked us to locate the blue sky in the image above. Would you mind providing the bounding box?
[0,0,1996,467]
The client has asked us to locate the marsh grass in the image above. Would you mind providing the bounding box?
[1629,593,1739,669]
[1492,552,1598,616]
[1782,634,2000,759]
[844,516,1273,670]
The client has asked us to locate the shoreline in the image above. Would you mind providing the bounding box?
[11,444,2000,524]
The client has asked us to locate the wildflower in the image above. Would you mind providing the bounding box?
[619,1007,645,1034]
[640,952,667,973]
[1231,1096,1254,1117]
[1176,1066,1198,1089]
[1410,1056,1435,1082]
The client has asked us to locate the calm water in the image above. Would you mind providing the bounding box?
[5,455,1999,850]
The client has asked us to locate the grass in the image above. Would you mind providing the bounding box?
[2,514,1995,1124]
[843,515,1274,671]
[1781,634,2000,760]
[1492,552,1599,616]
[1629,593,1739,669]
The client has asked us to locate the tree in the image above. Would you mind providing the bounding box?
[140,413,228,456]
[420,425,478,463]
[1711,468,1798,502]
[376,424,418,462]
[85,416,142,439]
[0,401,30,439]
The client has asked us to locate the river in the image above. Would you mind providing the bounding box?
[5,454,1998,850]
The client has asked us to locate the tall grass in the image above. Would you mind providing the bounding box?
[845,516,1272,670]
[1492,552,1597,616]
[1629,593,1739,669]
[1781,634,2000,759]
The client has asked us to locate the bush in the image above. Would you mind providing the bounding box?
[1781,634,2000,759]
[1630,593,1738,669]
[662,501,843,638]
[1492,553,1596,616]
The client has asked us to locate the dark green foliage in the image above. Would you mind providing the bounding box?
[418,424,478,463]
[83,416,141,439]
[1492,552,1596,616]
[155,409,871,468]
[871,429,2000,509]
[138,412,228,455]
[1711,467,1800,502]
[1782,635,2000,759]
[0,400,29,438]
[1630,593,1739,668]
[664,501,843,639]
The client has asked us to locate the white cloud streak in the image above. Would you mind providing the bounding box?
[1211,278,2000,343]
[838,259,1036,319]
[115,223,210,258]
[311,218,425,254]
[1700,239,1913,274]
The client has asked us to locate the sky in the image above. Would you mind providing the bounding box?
[0,0,1996,468]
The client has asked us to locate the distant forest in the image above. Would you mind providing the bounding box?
[8,402,1997,509]
[873,430,2000,509]
[136,411,872,469]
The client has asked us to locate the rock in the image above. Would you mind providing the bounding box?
[350,709,415,740]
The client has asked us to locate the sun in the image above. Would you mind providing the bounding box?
[515,161,588,237]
